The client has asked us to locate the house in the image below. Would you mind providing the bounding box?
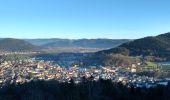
[131,64,137,73]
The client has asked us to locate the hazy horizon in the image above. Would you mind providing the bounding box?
[0,32,167,40]
[0,31,168,39]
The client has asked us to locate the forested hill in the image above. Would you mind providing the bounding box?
[98,32,170,59]
[0,38,39,51]
[119,32,170,57]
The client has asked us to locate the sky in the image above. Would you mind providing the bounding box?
[0,0,170,39]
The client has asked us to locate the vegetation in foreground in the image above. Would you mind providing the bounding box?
[0,79,170,100]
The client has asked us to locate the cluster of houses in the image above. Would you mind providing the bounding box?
[0,58,169,88]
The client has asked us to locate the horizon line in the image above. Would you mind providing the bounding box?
[0,32,168,40]
[0,37,135,40]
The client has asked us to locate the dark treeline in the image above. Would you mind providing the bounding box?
[0,79,170,100]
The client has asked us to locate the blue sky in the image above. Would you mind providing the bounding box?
[0,0,170,39]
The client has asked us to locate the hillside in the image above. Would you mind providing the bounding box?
[25,39,130,49]
[119,32,170,57]
[98,32,170,61]
[0,38,39,51]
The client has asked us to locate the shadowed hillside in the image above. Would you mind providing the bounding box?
[120,32,170,57]
[97,32,170,61]
[0,38,39,51]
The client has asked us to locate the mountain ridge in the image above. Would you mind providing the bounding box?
[98,32,170,61]
[0,38,39,52]
[25,39,130,49]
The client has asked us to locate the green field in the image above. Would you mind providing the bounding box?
[139,62,158,71]
[145,62,158,68]
[161,65,170,70]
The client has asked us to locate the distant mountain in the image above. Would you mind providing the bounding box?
[0,38,39,51]
[72,39,130,48]
[25,39,130,49]
[98,32,170,60]
[25,39,63,46]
